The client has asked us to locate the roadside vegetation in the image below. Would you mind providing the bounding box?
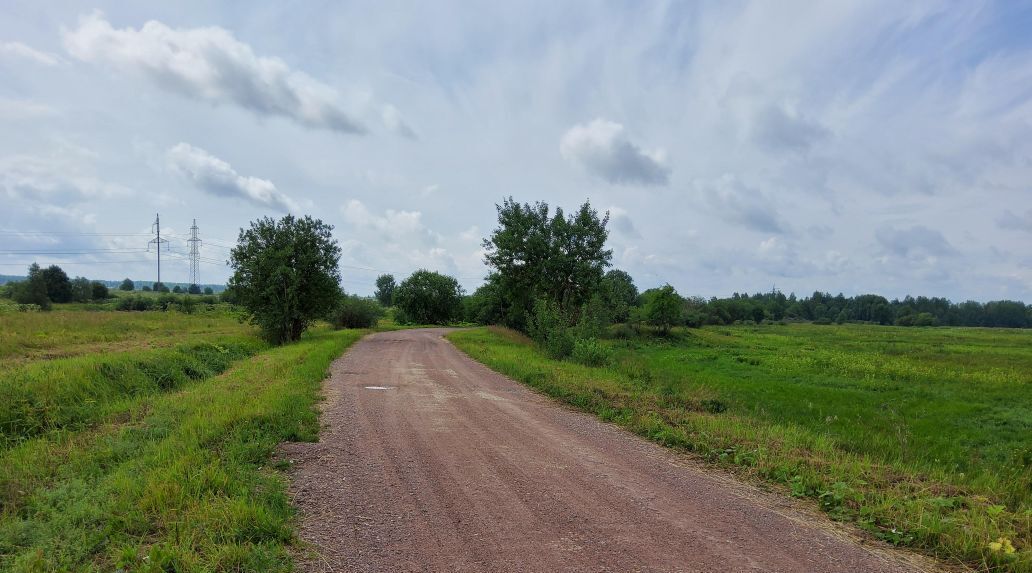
[0,322,369,571]
[450,323,1031,571]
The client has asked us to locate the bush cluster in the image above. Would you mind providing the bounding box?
[329,295,384,329]
[115,294,221,313]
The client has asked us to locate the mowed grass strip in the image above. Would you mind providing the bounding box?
[448,325,1032,572]
[0,327,368,572]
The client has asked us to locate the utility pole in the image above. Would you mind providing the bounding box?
[187,219,201,287]
[148,213,169,286]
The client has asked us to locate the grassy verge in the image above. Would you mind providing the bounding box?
[448,325,1031,572]
[0,327,369,572]
[0,337,263,449]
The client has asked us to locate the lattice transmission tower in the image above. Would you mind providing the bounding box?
[187,219,202,287]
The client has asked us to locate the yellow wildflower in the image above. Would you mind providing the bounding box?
[988,537,1016,554]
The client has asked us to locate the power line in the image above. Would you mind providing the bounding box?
[0,249,149,254]
[0,259,156,266]
[0,231,153,236]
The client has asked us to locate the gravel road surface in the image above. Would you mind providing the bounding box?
[280,328,934,573]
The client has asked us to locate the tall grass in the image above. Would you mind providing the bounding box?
[0,327,368,571]
[0,309,253,369]
[448,324,1032,572]
[0,337,263,449]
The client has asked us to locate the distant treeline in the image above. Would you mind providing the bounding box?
[683,291,1031,328]
[0,273,224,292]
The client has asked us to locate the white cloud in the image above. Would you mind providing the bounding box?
[560,119,669,185]
[381,104,417,139]
[340,199,439,244]
[166,143,298,212]
[62,12,367,134]
[0,154,130,203]
[0,41,60,65]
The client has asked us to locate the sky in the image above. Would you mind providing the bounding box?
[1,1,1031,301]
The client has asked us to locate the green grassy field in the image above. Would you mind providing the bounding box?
[0,307,251,370]
[0,308,372,571]
[449,324,1032,572]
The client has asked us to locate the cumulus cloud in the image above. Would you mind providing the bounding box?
[166,143,297,212]
[62,12,367,134]
[0,41,60,65]
[696,175,789,234]
[340,199,440,245]
[875,225,957,258]
[560,119,670,185]
[0,154,129,203]
[998,209,1032,233]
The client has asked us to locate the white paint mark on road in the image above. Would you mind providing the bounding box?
[364,386,395,390]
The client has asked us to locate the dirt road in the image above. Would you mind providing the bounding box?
[281,329,932,573]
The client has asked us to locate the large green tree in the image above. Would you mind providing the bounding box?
[70,277,92,302]
[41,265,73,303]
[374,274,396,306]
[228,215,342,344]
[393,269,463,325]
[11,263,51,310]
[482,198,611,330]
[599,269,638,323]
[643,284,683,334]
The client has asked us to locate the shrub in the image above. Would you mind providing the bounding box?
[116,296,155,311]
[10,268,50,311]
[119,278,135,291]
[913,312,938,327]
[574,294,611,339]
[91,281,109,300]
[528,298,574,359]
[330,295,384,329]
[610,323,637,339]
[571,338,612,367]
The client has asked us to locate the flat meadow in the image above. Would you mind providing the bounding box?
[449,323,1032,571]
